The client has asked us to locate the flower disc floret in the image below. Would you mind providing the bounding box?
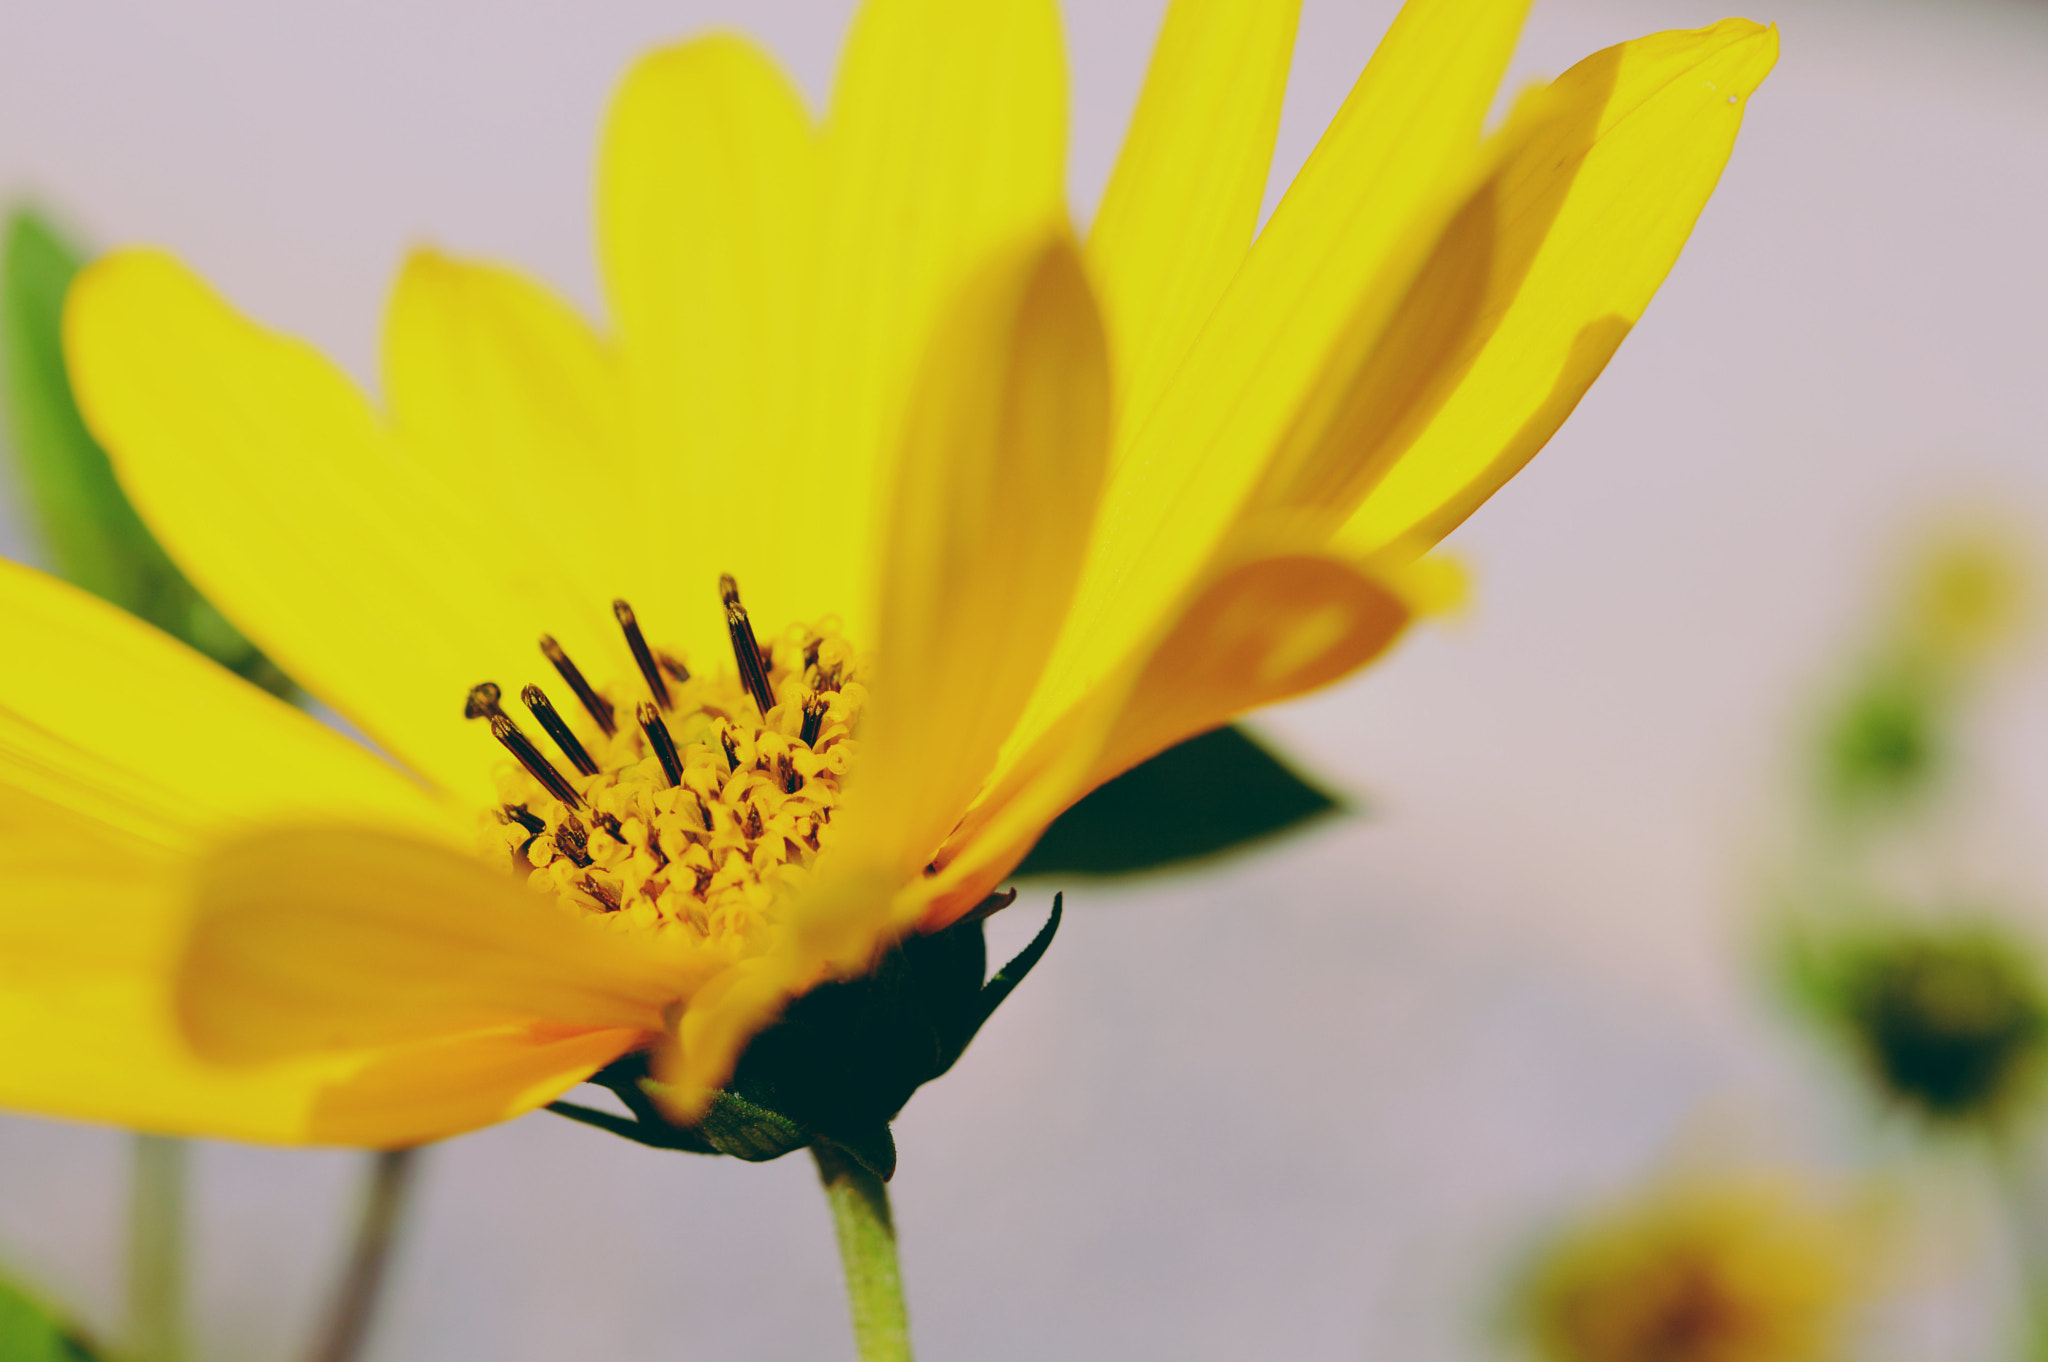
[476,582,867,948]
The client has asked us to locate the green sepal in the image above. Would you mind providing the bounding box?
[551,896,1062,1178]
[0,1275,102,1361]
[0,207,292,698]
[1014,725,1342,878]
[816,1127,899,1183]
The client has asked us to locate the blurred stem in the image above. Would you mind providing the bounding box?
[306,1148,421,1362]
[128,1135,185,1362]
[1992,1135,2048,1361]
[814,1145,912,1362]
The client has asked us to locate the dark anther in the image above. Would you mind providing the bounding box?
[522,684,598,776]
[540,635,616,736]
[743,803,765,840]
[464,682,505,721]
[645,823,669,871]
[555,813,593,868]
[638,702,684,789]
[799,694,828,748]
[720,729,741,772]
[719,574,778,717]
[503,804,546,836]
[595,811,625,841]
[490,714,584,809]
[803,636,823,671]
[613,599,671,710]
[580,874,621,913]
[642,876,669,902]
[658,652,692,685]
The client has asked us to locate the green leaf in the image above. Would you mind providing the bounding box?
[0,207,293,698]
[1013,725,1342,878]
[0,1275,100,1362]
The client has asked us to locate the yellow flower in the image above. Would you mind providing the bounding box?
[3,0,1774,1146]
[1521,1171,1872,1362]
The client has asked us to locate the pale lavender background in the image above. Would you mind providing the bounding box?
[1,0,2046,1358]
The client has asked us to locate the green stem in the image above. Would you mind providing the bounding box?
[1991,1133,2048,1362]
[813,1144,912,1362]
[127,1135,185,1362]
[306,1148,421,1362]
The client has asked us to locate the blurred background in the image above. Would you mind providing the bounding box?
[2,0,2046,1357]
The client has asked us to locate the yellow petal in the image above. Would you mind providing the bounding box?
[661,859,900,1115]
[382,249,631,657]
[597,36,820,653]
[304,1021,642,1148]
[0,971,356,1143]
[0,794,357,1142]
[64,250,565,804]
[1339,18,1780,556]
[848,232,1110,878]
[798,0,1069,644]
[932,553,1410,919]
[1026,0,1531,753]
[0,558,458,853]
[177,826,710,1065]
[0,790,631,1146]
[1087,0,1302,434]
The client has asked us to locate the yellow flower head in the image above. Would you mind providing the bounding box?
[1522,1172,1871,1362]
[3,0,1775,1145]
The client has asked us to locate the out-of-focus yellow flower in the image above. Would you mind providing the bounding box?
[1522,1172,1869,1362]
[1897,524,2033,671]
[0,0,1774,1145]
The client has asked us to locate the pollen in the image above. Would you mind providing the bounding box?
[470,578,866,947]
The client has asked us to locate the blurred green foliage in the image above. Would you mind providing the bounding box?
[1777,522,2046,1129]
[1813,527,2031,826]
[0,1277,100,1362]
[1790,922,2048,1125]
[1820,663,1943,817]
[0,207,291,697]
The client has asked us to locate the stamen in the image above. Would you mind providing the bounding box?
[555,813,592,868]
[658,652,692,685]
[464,682,505,721]
[720,574,777,718]
[638,703,684,788]
[503,804,546,836]
[613,599,671,711]
[540,635,617,736]
[522,684,598,776]
[800,694,828,748]
[489,714,584,809]
[720,729,740,772]
[581,874,621,913]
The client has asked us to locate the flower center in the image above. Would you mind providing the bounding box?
[468,575,865,943]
